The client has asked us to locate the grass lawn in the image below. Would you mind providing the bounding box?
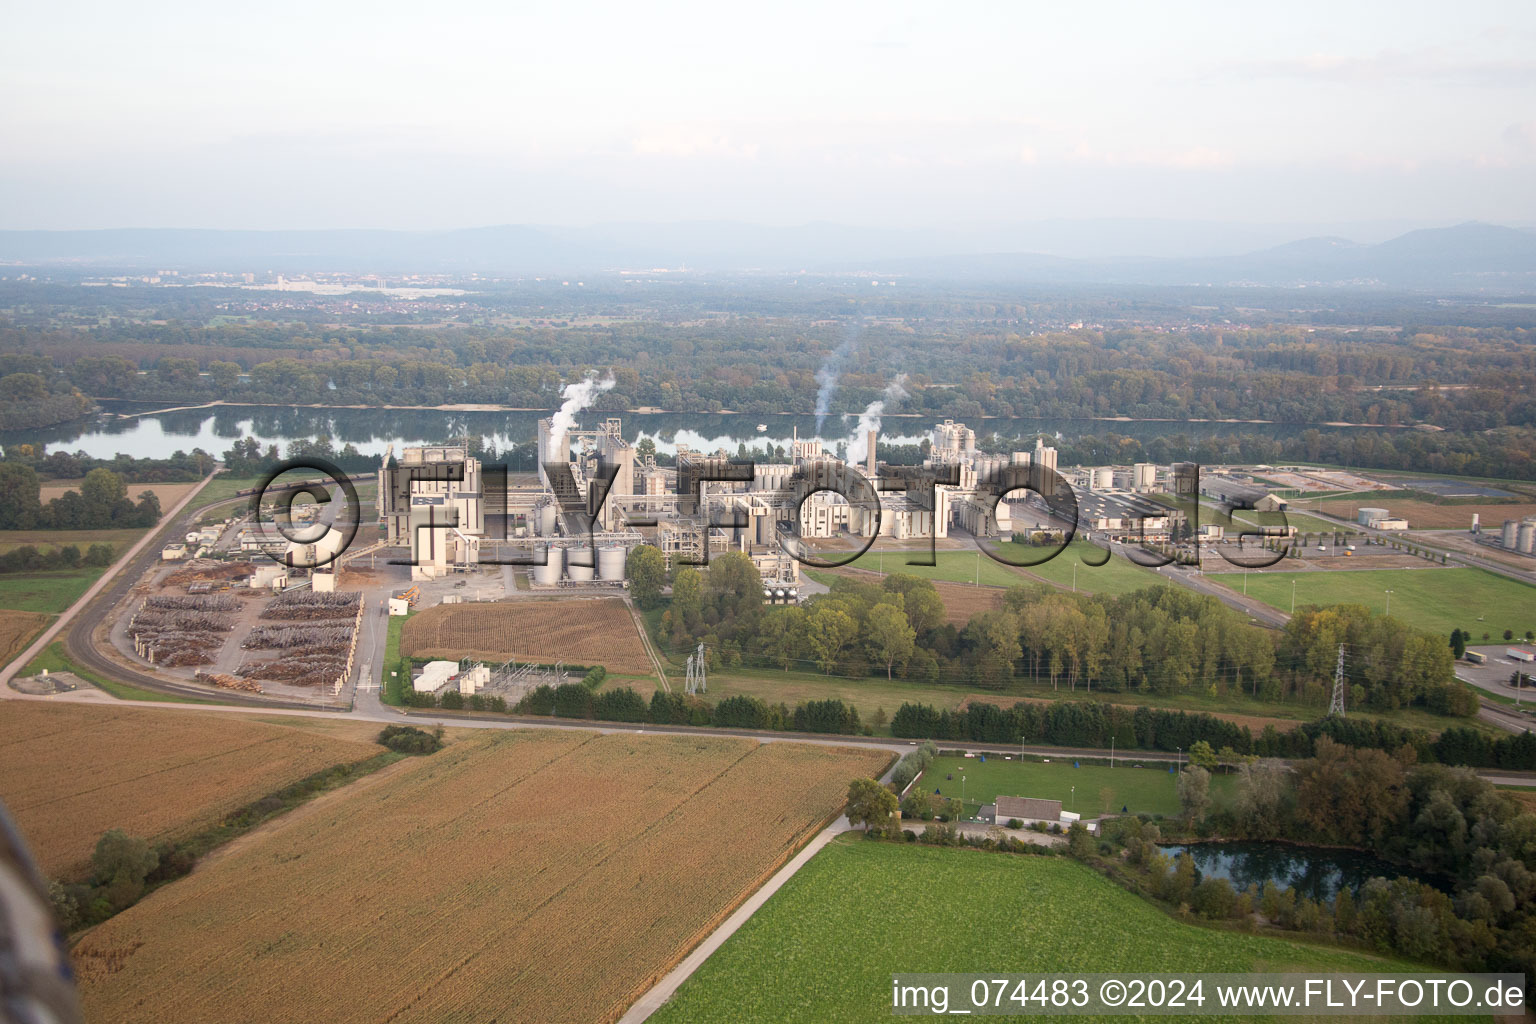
[0,568,107,614]
[650,840,1444,1024]
[381,610,414,705]
[20,642,219,703]
[1208,566,1536,640]
[692,664,1473,739]
[827,540,1163,597]
[923,754,1236,818]
[190,474,267,509]
[704,667,978,726]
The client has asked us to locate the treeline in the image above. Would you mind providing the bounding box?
[0,464,161,531]
[398,679,871,736]
[0,445,215,483]
[1103,740,1536,986]
[5,320,1535,444]
[0,354,92,430]
[657,551,1471,717]
[0,543,115,575]
[1047,426,1536,484]
[889,698,1536,769]
[513,684,863,734]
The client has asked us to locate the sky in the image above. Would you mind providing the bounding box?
[3,0,1535,231]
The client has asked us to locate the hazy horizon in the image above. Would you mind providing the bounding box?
[5,1,1536,232]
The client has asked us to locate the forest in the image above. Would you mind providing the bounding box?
[1092,743,1536,988]
[1,311,1533,480]
[649,550,1474,717]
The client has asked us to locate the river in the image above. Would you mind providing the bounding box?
[1,403,1402,462]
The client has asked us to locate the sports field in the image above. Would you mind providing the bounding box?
[650,840,1434,1024]
[75,730,890,1024]
[1208,566,1536,639]
[0,703,383,878]
[922,754,1236,818]
[833,540,1163,597]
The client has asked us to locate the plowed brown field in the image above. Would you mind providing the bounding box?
[75,730,890,1024]
[402,597,654,675]
[0,609,49,666]
[0,703,383,878]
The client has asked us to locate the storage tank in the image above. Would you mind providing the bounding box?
[1519,522,1536,555]
[532,545,562,585]
[1091,467,1114,490]
[597,545,626,580]
[567,545,595,582]
[1358,507,1388,526]
[538,504,557,538]
[1503,520,1520,549]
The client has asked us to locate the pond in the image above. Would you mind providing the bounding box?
[1160,841,1446,902]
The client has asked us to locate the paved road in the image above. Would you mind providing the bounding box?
[0,469,223,691]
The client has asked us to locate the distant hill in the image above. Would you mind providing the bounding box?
[1,220,1533,292]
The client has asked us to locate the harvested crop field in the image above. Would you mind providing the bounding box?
[38,480,200,508]
[0,703,383,878]
[75,730,891,1024]
[402,596,654,675]
[1314,495,1536,530]
[929,580,1005,625]
[0,609,50,667]
[822,567,1004,626]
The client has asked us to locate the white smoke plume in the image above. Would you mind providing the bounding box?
[813,322,861,435]
[845,374,908,466]
[548,374,616,450]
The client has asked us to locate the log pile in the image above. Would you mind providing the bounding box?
[165,561,254,586]
[194,671,264,694]
[235,653,349,687]
[129,597,237,667]
[242,624,354,650]
[260,590,361,621]
[144,594,241,613]
[237,590,364,688]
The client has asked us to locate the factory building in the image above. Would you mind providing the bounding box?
[378,443,485,581]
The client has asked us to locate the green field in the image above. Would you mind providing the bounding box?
[1153,494,1347,538]
[828,540,1163,597]
[923,754,1236,818]
[1208,566,1536,639]
[0,568,106,614]
[651,840,1442,1024]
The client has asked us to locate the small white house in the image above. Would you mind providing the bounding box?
[388,597,411,616]
[160,542,188,561]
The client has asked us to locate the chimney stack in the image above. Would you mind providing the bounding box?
[866,428,877,477]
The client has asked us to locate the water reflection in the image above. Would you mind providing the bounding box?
[1161,842,1443,902]
[2,403,1399,463]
